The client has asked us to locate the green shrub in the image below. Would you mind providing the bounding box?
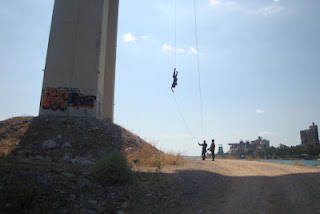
[91,150,134,183]
[0,181,42,214]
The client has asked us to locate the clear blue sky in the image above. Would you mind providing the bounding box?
[0,0,319,156]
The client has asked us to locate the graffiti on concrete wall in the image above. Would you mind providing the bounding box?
[42,88,68,111]
[42,88,96,111]
[69,93,96,109]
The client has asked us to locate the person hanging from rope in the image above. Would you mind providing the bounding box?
[171,68,178,92]
[198,140,207,160]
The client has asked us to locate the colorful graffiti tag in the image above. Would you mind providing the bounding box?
[42,88,96,111]
[42,88,68,111]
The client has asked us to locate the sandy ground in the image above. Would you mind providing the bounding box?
[162,159,320,214]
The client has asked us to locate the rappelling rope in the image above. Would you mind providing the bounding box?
[172,0,197,141]
[171,0,204,143]
[172,93,198,142]
[193,0,204,140]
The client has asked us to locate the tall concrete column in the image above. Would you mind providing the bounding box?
[39,0,119,122]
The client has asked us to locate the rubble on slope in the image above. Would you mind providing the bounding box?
[0,116,188,214]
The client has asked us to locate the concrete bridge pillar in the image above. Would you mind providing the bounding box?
[39,0,119,122]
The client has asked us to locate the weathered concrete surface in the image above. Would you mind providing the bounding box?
[39,0,119,122]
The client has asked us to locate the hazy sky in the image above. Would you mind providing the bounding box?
[0,0,319,156]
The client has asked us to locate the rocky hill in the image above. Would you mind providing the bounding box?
[0,116,154,161]
[0,116,187,214]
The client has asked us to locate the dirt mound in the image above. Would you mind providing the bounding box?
[0,116,189,214]
[0,116,159,162]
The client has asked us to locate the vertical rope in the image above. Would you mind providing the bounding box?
[193,0,204,140]
[173,93,198,142]
[172,0,199,143]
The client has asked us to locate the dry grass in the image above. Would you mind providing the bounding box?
[225,156,238,160]
[247,156,254,161]
[126,144,186,170]
[0,139,19,156]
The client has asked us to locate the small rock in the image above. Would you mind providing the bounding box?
[198,210,204,213]
[42,140,58,149]
[88,200,99,209]
[59,156,72,163]
[70,194,76,200]
[111,193,116,199]
[32,155,44,161]
[79,208,96,214]
[117,211,126,214]
[88,200,97,205]
[11,126,20,131]
[100,200,107,207]
[121,201,128,209]
[63,172,76,178]
[146,193,152,197]
[62,142,72,148]
[57,134,62,139]
[62,208,69,214]
[18,149,31,156]
[82,172,91,176]
[99,207,106,213]
[45,156,52,162]
[81,160,92,165]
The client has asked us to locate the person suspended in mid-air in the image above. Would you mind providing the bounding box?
[171,68,178,92]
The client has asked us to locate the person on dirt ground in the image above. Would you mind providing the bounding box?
[209,139,216,161]
[198,140,207,160]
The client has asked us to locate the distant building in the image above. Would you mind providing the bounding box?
[229,140,246,152]
[251,136,270,152]
[228,137,270,155]
[300,123,319,145]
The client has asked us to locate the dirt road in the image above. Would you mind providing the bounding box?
[162,159,320,214]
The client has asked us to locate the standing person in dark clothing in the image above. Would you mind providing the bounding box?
[209,139,216,161]
[198,140,207,160]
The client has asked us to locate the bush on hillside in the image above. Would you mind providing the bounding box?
[91,150,134,183]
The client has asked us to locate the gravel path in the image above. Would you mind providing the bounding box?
[162,159,320,214]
